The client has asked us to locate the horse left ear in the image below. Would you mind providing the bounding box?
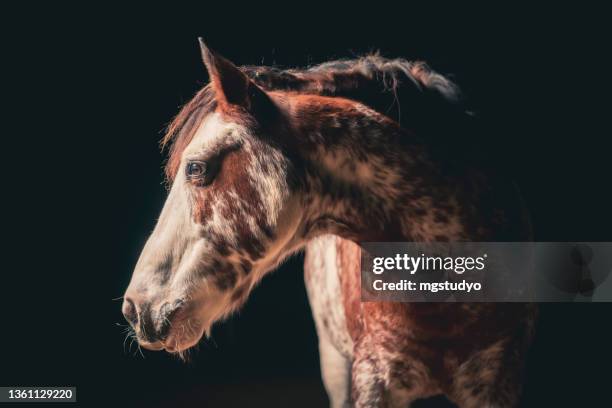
[199,38,263,113]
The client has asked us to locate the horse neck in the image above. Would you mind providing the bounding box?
[284,94,465,243]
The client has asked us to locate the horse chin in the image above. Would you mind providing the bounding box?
[161,323,206,354]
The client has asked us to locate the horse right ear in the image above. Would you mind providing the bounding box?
[199,38,270,117]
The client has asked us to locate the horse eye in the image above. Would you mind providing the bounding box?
[186,161,206,178]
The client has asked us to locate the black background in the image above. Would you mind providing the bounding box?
[2,3,611,407]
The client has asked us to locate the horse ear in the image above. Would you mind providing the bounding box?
[198,38,255,111]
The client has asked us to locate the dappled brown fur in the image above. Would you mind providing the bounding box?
[151,50,535,407]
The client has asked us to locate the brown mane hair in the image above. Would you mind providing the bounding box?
[162,54,471,182]
[162,85,216,181]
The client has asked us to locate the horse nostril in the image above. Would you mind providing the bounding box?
[122,297,139,326]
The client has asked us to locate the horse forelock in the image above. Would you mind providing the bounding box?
[162,85,217,182]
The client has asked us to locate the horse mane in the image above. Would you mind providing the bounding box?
[242,54,472,134]
[244,54,462,108]
[163,54,476,181]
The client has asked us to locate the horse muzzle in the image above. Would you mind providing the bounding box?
[122,296,188,349]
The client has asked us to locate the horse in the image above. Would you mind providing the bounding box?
[122,39,536,407]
